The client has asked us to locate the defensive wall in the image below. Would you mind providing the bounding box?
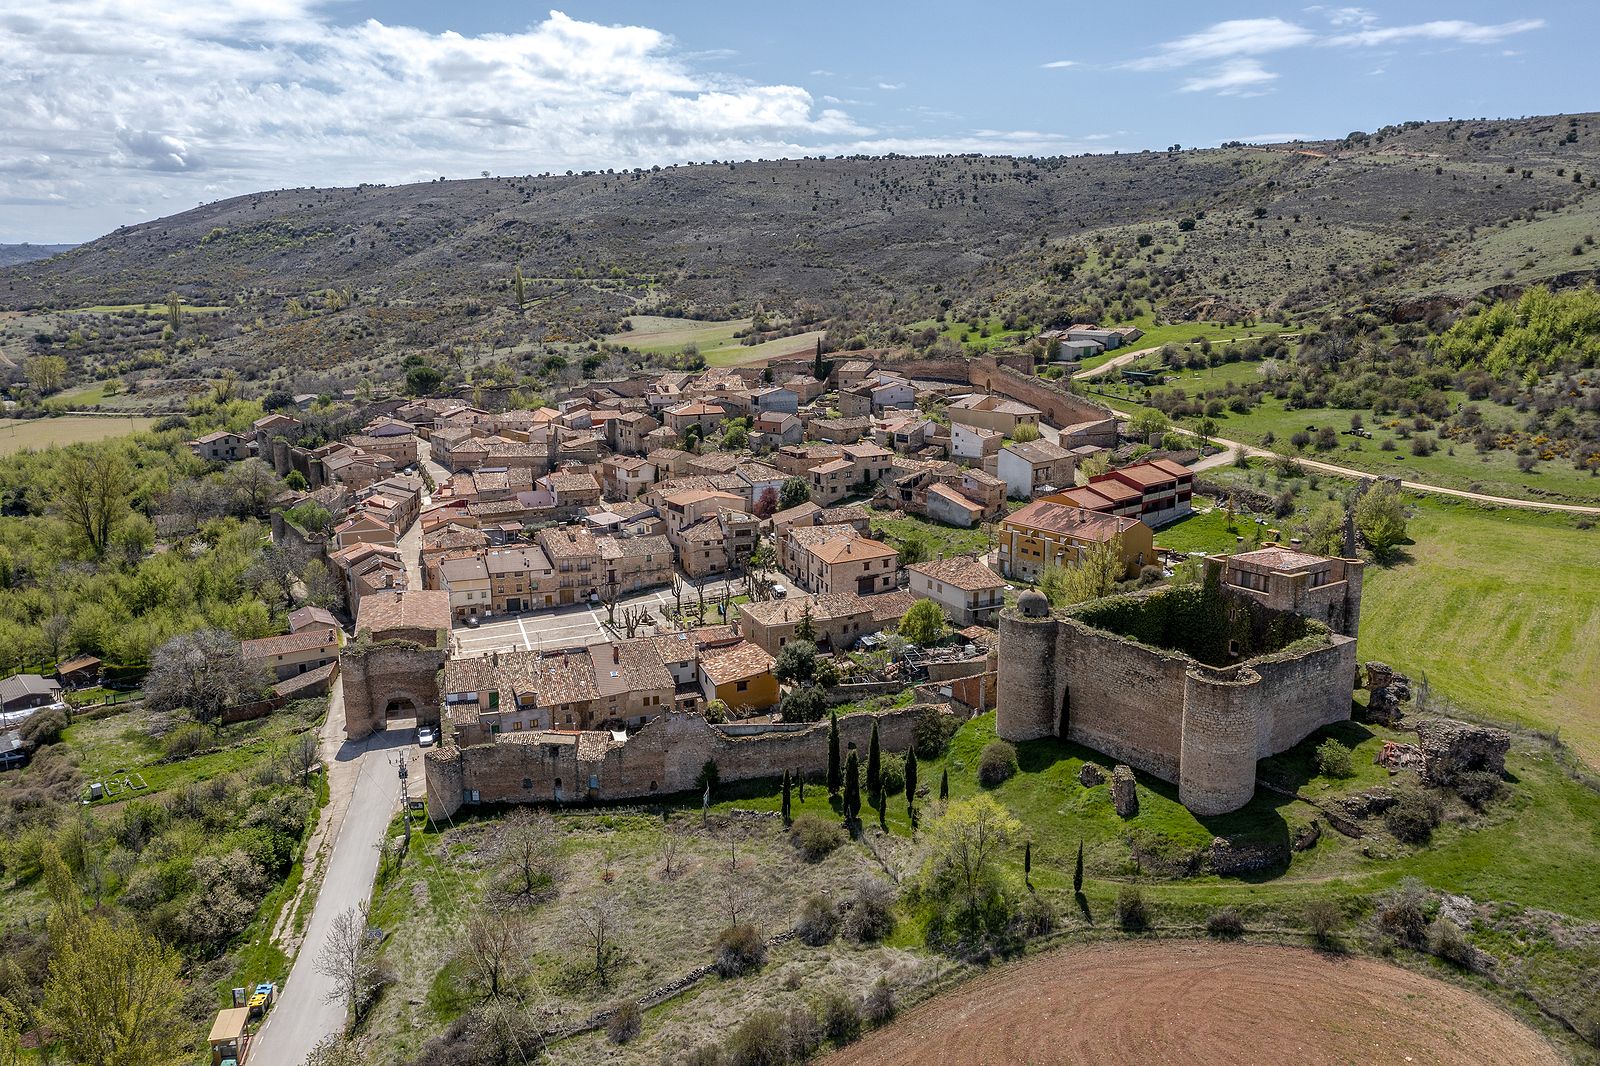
[342,634,448,740]
[425,703,932,818]
[997,579,1355,815]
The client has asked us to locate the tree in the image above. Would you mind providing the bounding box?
[1039,537,1123,607]
[773,640,818,685]
[39,846,186,1066]
[781,769,792,825]
[793,602,817,643]
[493,808,561,903]
[898,599,947,645]
[827,711,842,795]
[24,354,67,395]
[317,903,380,1017]
[513,264,527,308]
[905,748,919,820]
[779,477,811,510]
[1355,481,1408,561]
[1073,839,1084,895]
[939,767,949,801]
[867,720,882,806]
[753,487,779,518]
[145,628,270,726]
[405,364,444,396]
[302,558,339,608]
[165,291,183,330]
[571,893,624,987]
[1024,841,1032,886]
[223,458,283,516]
[814,336,827,381]
[50,443,132,557]
[843,750,861,824]
[896,533,931,567]
[923,794,1021,921]
[459,908,531,999]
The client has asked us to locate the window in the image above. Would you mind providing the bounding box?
[736,680,749,692]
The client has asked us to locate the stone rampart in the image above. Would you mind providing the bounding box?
[342,638,447,740]
[426,704,933,817]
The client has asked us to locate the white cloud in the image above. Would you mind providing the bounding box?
[877,81,905,91]
[1325,18,1545,47]
[1,3,1083,240]
[1041,59,1076,69]
[1180,58,1279,96]
[1123,18,1315,71]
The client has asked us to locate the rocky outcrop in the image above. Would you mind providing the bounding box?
[1362,661,1411,726]
[1291,819,1322,852]
[1416,719,1510,786]
[1078,763,1106,787]
[1208,836,1289,876]
[1337,788,1399,819]
[1111,765,1139,818]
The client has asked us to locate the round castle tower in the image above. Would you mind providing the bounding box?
[996,590,1059,742]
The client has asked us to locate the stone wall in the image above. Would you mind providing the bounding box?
[426,704,932,817]
[1056,620,1188,782]
[342,639,447,740]
[967,360,1119,442]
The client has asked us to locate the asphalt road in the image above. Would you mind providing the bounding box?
[249,681,417,1066]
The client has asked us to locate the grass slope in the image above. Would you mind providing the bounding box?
[0,414,157,454]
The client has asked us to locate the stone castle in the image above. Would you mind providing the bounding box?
[997,547,1364,815]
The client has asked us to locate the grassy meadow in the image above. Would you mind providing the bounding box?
[0,414,157,454]
[607,315,824,367]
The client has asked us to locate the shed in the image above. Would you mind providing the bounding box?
[208,1006,250,1065]
[55,655,103,688]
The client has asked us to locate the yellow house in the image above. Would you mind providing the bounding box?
[697,639,779,713]
[997,500,1154,583]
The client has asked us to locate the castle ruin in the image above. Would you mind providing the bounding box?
[997,548,1363,815]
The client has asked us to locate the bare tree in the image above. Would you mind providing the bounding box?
[493,809,561,904]
[145,628,271,726]
[317,904,379,1017]
[721,866,757,929]
[670,575,684,618]
[569,893,624,987]
[285,732,321,784]
[598,577,621,627]
[657,825,686,881]
[224,458,283,516]
[459,908,531,999]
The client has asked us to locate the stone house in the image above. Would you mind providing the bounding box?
[601,456,657,500]
[438,554,493,621]
[735,590,902,655]
[782,526,900,596]
[535,526,601,605]
[750,412,803,449]
[486,545,555,613]
[598,533,675,594]
[997,439,1076,500]
[697,638,779,712]
[187,430,251,462]
[241,627,341,681]
[925,482,986,528]
[664,402,728,436]
[948,394,1043,436]
[950,422,1004,463]
[908,556,1007,627]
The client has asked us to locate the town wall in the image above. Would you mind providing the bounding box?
[1055,621,1188,782]
[342,639,447,740]
[425,704,931,818]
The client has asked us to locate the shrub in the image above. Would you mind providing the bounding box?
[18,708,67,750]
[912,706,955,759]
[1375,878,1431,946]
[1010,891,1057,939]
[789,814,847,863]
[863,977,896,1025]
[162,722,211,760]
[724,1008,788,1066]
[843,875,896,943]
[977,740,1018,788]
[606,1000,641,1045]
[1206,907,1245,938]
[879,752,905,798]
[816,987,863,1045]
[1427,920,1474,968]
[1303,899,1343,944]
[1115,886,1148,931]
[714,922,767,977]
[1454,770,1503,811]
[794,894,837,946]
[1384,790,1443,844]
[1314,738,1353,779]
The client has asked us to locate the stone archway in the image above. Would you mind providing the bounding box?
[342,642,446,741]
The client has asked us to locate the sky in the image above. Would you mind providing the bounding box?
[0,1,1593,243]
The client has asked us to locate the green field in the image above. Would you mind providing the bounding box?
[865,505,993,559]
[1074,316,1291,370]
[606,315,824,367]
[0,415,157,454]
[1357,498,1600,764]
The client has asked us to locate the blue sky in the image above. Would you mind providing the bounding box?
[0,1,1592,243]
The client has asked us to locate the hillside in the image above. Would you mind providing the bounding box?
[0,244,75,268]
[2,112,1599,393]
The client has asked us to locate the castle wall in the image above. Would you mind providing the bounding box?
[1056,622,1187,782]
[1251,635,1358,754]
[1178,667,1262,815]
[342,641,446,740]
[427,705,929,817]
[995,615,1058,741]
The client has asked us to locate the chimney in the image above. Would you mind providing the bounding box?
[612,644,620,664]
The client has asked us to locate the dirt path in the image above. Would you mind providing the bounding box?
[825,940,1561,1066]
[1188,432,1600,515]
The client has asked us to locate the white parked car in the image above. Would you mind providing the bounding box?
[417,726,437,747]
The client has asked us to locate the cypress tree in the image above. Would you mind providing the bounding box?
[513,264,527,308]
[939,767,949,802]
[904,748,918,809]
[878,797,887,832]
[844,751,861,823]
[1073,840,1084,895]
[813,336,825,381]
[867,720,881,806]
[781,769,792,826]
[1024,841,1032,886]
[827,712,842,795]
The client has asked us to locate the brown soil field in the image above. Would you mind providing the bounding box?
[825,940,1562,1066]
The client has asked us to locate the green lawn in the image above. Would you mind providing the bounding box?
[1357,497,1600,763]
[865,506,993,559]
[605,315,824,367]
[1151,497,1277,556]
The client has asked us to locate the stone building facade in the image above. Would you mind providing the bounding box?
[425,704,930,816]
[996,555,1360,815]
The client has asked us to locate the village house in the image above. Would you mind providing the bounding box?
[806,416,872,445]
[997,500,1154,583]
[950,422,1004,463]
[782,526,901,596]
[535,526,601,605]
[241,626,341,681]
[997,439,1076,500]
[697,637,779,712]
[664,401,728,437]
[907,556,1008,627]
[601,456,657,500]
[598,533,675,594]
[735,590,907,655]
[485,545,555,613]
[750,412,803,449]
[438,554,493,622]
[1049,458,1194,527]
[0,674,61,714]
[948,394,1043,436]
[187,430,252,462]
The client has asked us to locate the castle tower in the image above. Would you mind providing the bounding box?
[996,590,1059,742]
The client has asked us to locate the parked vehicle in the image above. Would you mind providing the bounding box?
[418,725,437,747]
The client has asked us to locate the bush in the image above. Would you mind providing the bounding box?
[912,706,955,759]
[1384,790,1443,844]
[1314,738,1353,779]
[794,894,837,946]
[1427,920,1474,968]
[1375,878,1431,946]
[162,722,211,760]
[863,977,896,1025]
[18,708,67,750]
[1303,899,1343,943]
[714,922,767,977]
[1454,770,1503,811]
[790,814,847,863]
[1206,907,1245,938]
[843,875,896,943]
[816,987,863,1044]
[879,752,905,798]
[724,1008,789,1066]
[606,1000,641,1045]
[1114,886,1148,931]
[1010,890,1057,939]
[977,740,1018,788]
